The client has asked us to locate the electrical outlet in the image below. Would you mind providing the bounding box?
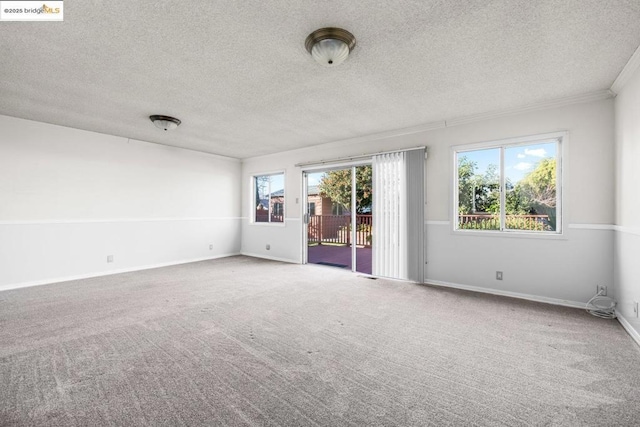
[209,244,213,250]
[597,285,607,296]
[266,244,270,250]
[107,255,114,263]
[496,271,503,280]
[633,301,639,318]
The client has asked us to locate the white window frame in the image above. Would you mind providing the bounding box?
[251,171,285,226]
[452,132,565,237]
[273,202,284,217]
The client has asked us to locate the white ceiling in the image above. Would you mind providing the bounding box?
[1,1,639,159]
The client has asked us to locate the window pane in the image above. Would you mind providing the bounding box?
[254,176,270,222]
[254,173,284,223]
[269,174,284,222]
[457,148,500,230]
[504,142,557,231]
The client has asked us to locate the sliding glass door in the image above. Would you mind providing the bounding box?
[302,148,424,281]
[303,165,372,274]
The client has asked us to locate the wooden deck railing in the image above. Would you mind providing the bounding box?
[308,215,372,246]
[255,210,284,223]
[458,214,550,231]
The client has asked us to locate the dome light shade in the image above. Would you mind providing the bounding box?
[149,115,181,131]
[305,28,356,67]
[311,38,350,66]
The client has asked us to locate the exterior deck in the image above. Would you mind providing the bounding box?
[307,244,372,275]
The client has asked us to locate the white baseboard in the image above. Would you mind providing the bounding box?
[0,252,241,292]
[424,279,586,309]
[615,310,640,348]
[240,252,300,264]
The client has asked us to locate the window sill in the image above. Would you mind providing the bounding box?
[451,229,567,240]
[248,221,286,227]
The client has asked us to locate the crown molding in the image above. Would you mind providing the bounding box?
[327,89,611,145]
[446,90,615,127]
[0,113,243,162]
[331,120,447,148]
[244,119,446,161]
[244,89,614,161]
[611,44,640,95]
[356,90,611,142]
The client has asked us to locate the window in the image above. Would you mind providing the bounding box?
[332,202,348,216]
[273,203,283,217]
[253,173,284,223]
[308,202,316,216]
[454,134,561,233]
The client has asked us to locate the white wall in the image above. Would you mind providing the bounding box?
[241,98,615,306]
[614,65,640,341]
[0,115,242,290]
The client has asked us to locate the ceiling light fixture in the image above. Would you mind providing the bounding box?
[305,27,356,67]
[149,115,181,131]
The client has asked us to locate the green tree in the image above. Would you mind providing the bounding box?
[505,178,530,215]
[519,158,556,207]
[318,166,372,213]
[516,158,557,229]
[457,156,500,215]
[482,163,501,214]
[458,154,556,231]
[457,156,476,214]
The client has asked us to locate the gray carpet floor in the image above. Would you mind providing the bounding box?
[1,256,639,426]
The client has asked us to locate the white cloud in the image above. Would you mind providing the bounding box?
[517,153,526,159]
[524,148,547,157]
[514,162,533,171]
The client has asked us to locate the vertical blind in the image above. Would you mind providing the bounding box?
[372,148,424,282]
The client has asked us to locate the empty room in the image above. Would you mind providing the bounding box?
[2,1,640,425]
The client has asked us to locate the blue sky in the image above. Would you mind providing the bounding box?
[460,141,556,183]
[257,174,285,198]
[307,172,324,187]
[270,174,284,193]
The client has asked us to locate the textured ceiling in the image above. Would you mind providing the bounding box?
[1,1,640,159]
